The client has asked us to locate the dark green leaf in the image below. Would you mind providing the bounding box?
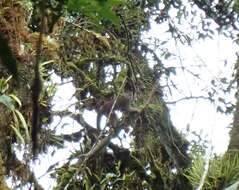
[0,94,15,111]
[67,0,125,24]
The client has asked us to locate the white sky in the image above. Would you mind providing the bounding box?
[142,15,238,154]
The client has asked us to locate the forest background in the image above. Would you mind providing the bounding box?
[0,0,239,189]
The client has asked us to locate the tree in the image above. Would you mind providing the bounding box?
[0,0,238,189]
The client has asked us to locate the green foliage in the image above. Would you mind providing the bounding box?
[185,152,239,189]
[0,77,16,111]
[1,0,239,188]
[67,0,125,24]
[0,77,29,144]
[184,155,207,188]
[0,95,15,111]
[234,0,239,14]
[13,110,30,143]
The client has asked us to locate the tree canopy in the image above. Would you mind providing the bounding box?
[0,0,239,189]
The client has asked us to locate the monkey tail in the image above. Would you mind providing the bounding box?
[32,0,45,158]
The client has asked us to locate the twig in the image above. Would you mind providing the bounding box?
[166,95,210,104]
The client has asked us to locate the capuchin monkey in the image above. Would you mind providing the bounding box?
[96,95,131,130]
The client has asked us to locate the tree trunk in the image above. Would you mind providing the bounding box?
[228,61,239,150]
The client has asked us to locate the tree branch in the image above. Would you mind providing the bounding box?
[166,95,210,104]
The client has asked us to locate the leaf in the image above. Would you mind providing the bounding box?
[216,106,223,113]
[164,52,172,59]
[233,0,239,14]
[0,94,15,111]
[83,28,111,49]
[218,97,225,104]
[224,181,239,190]
[9,94,22,107]
[0,76,11,93]
[12,111,19,132]
[14,110,30,142]
[67,0,125,24]
[10,124,25,144]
